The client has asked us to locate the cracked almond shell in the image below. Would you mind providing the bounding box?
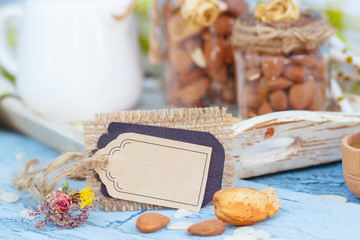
[213,187,280,226]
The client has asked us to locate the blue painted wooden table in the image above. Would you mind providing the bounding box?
[1,127,359,240]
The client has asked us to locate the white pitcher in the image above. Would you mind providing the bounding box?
[0,0,143,122]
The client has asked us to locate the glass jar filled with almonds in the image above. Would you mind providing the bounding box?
[232,0,334,118]
[154,0,248,107]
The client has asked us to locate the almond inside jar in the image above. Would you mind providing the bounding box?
[232,10,333,118]
[161,0,248,107]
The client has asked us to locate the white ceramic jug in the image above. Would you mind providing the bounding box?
[0,0,143,122]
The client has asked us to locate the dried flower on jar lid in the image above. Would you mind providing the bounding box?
[255,0,300,22]
[181,0,220,27]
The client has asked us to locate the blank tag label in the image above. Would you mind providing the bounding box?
[94,132,212,212]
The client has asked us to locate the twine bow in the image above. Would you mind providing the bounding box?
[232,13,334,54]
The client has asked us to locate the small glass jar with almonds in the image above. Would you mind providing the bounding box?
[151,0,248,107]
[231,0,334,118]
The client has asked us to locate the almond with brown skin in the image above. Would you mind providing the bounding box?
[201,29,212,41]
[315,59,327,80]
[167,81,181,99]
[208,64,228,83]
[269,90,288,111]
[243,85,262,109]
[290,54,318,67]
[308,82,325,111]
[283,65,311,83]
[289,78,315,110]
[136,213,170,233]
[214,15,234,36]
[257,77,270,99]
[169,47,194,74]
[178,77,210,105]
[187,219,226,236]
[262,55,284,79]
[247,93,262,109]
[267,77,293,91]
[222,80,236,102]
[203,38,225,70]
[224,39,234,64]
[244,51,261,68]
[258,101,274,115]
[176,68,205,86]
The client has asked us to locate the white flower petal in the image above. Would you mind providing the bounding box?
[173,209,193,219]
[269,238,290,240]
[225,235,257,240]
[15,153,26,161]
[20,210,35,220]
[0,192,20,203]
[252,230,272,239]
[223,236,239,240]
[233,226,255,236]
[167,221,193,230]
[319,194,348,203]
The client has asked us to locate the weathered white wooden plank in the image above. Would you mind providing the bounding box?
[232,111,360,178]
[2,95,360,179]
[0,97,84,152]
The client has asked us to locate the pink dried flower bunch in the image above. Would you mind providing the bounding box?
[28,182,94,229]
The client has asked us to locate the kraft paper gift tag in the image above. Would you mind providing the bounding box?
[94,123,225,212]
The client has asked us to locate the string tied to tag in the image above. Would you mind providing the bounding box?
[12,152,108,199]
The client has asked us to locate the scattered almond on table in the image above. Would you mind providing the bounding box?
[135,187,281,237]
[187,219,226,236]
[136,213,170,233]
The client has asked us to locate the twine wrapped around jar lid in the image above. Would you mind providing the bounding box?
[232,11,334,54]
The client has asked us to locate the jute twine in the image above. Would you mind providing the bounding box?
[13,107,234,211]
[12,153,108,200]
[232,11,334,54]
